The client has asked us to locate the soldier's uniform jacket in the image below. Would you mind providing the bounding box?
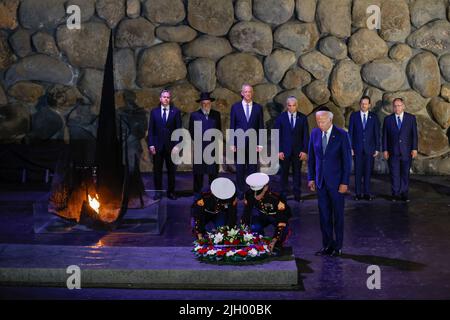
[242,189,291,225]
[192,190,237,234]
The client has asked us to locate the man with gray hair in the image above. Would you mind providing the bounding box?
[229,84,264,199]
[273,96,309,202]
[307,107,352,257]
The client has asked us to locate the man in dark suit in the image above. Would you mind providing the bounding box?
[308,108,352,257]
[229,84,264,199]
[348,96,381,201]
[148,89,182,200]
[273,96,309,202]
[189,92,222,197]
[382,97,418,202]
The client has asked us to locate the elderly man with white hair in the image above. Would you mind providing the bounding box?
[307,107,352,257]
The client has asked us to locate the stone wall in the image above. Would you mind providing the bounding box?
[0,0,450,174]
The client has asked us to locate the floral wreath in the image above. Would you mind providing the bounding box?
[193,225,274,263]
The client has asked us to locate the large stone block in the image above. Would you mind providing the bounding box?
[0,0,19,29]
[380,0,410,42]
[362,59,406,92]
[274,22,320,57]
[330,60,363,108]
[264,49,296,84]
[298,51,333,80]
[143,0,185,25]
[407,52,441,98]
[410,0,447,28]
[156,26,197,43]
[137,43,187,87]
[187,0,234,36]
[348,29,388,65]
[416,115,449,156]
[188,58,217,93]
[254,0,295,25]
[316,0,351,38]
[183,35,233,61]
[295,0,316,23]
[428,97,450,129]
[5,54,75,86]
[229,21,273,56]
[216,53,264,93]
[96,0,125,28]
[19,0,65,29]
[57,22,110,69]
[407,20,450,56]
[115,17,155,48]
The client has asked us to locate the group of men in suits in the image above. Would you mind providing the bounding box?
[147,87,418,256]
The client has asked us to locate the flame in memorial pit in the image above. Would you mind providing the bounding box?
[88,194,100,214]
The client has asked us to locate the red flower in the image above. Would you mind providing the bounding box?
[237,250,248,257]
[198,248,208,254]
[224,240,231,245]
[232,239,240,245]
[216,250,226,256]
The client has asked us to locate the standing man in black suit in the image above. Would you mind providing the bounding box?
[348,96,381,201]
[229,84,264,199]
[147,89,182,200]
[189,92,222,197]
[273,96,309,202]
[382,98,418,202]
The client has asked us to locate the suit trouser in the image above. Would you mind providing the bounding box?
[153,148,176,193]
[193,172,218,194]
[280,154,302,197]
[354,152,374,195]
[388,155,412,196]
[235,148,258,196]
[317,184,345,250]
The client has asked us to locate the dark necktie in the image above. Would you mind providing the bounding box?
[363,113,367,130]
[163,108,168,124]
[322,132,327,155]
[290,113,295,129]
[397,116,402,130]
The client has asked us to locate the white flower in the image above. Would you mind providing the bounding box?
[226,250,236,257]
[207,249,216,255]
[228,228,238,238]
[213,232,223,244]
[248,248,258,257]
[194,245,203,252]
[263,245,270,252]
[243,232,254,242]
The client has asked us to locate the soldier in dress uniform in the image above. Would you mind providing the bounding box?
[242,173,292,252]
[191,177,238,240]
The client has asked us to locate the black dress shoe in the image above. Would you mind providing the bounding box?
[364,194,374,201]
[401,195,410,203]
[167,192,177,200]
[330,249,342,257]
[294,195,303,203]
[354,194,363,200]
[391,195,400,202]
[315,247,333,256]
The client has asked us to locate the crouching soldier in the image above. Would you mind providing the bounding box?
[242,172,292,253]
[191,177,237,240]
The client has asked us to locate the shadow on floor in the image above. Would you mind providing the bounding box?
[340,253,426,271]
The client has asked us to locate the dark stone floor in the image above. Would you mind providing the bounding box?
[0,172,449,300]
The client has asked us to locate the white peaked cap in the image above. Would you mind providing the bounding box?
[211,177,236,200]
[246,172,270,191]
